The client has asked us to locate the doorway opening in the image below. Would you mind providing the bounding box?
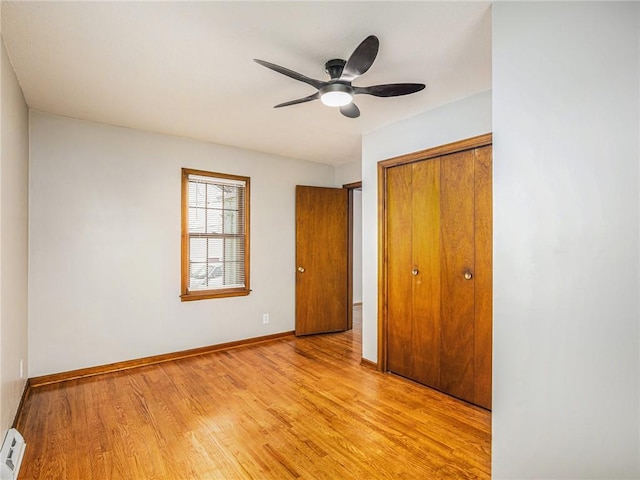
[344,181,363,350]
[342,181,362,358]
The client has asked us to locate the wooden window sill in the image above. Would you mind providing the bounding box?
[180,288,250,301]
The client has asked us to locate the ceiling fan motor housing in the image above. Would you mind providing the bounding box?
[325,59,346,80]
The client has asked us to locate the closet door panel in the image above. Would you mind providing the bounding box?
[386,164,414,378]
[439,151,476,403]
[474,146,493,409]
[411,159,442,388]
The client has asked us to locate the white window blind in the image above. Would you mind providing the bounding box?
[186,172,247,293]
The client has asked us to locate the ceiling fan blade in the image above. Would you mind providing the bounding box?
[254,59,326,90]
[340,35,379,82]
[274,92,320,108]
[340,103,360,118]
[354,83,426,97]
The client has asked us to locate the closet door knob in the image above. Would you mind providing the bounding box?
[298,266,305,273]
[411,269,419,276]
[464,271,473,280]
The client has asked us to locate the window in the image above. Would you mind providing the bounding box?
[181,168,250,300]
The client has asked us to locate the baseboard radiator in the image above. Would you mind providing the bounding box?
[0,429,25,480]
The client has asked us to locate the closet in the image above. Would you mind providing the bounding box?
[380,135,492,410]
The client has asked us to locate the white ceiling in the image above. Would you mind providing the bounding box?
[1,1,491,166]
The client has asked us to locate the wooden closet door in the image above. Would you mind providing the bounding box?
[386,164,413,378]
[411,159,442,388]
[387,159,443,388]
[383,139,492,410]
[473,146,493,409]
[439,150,476,403]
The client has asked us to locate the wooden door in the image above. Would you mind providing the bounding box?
[386,160,442,387]
[383,139,492,410]
[411,159,442,389]
[295,186,349,335]
[439,150,476,402]
[386,164,414,377]
[473,146,493,409]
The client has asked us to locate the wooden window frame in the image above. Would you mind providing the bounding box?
[181,168,250,301]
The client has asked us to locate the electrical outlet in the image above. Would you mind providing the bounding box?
[19,359,24,379]
[262,313,270,325]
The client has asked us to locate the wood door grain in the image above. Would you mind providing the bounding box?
[439,150,476,403]
[473,146,493,409]
[411,159,442,388]
[380,136,492,411]
[295,186,348,335]
[385,164,414,378]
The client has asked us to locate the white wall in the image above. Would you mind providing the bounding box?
[28,112,335,377]
[0,38,29,436]
[361,89,492,361]
[492,3,639,478]
[334,161,361,187]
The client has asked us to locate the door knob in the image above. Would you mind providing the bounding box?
[297,266,305,273]
[411,269,419,276]
[464,271,473,280]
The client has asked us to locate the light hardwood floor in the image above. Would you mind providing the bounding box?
[16,307,491,479]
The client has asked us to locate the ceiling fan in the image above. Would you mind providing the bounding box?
[254,35,425,119]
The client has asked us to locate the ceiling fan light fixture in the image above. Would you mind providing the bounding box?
[319,83,353,107]
[255,35,425,118]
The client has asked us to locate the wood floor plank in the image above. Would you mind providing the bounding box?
[16,307,490,479]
